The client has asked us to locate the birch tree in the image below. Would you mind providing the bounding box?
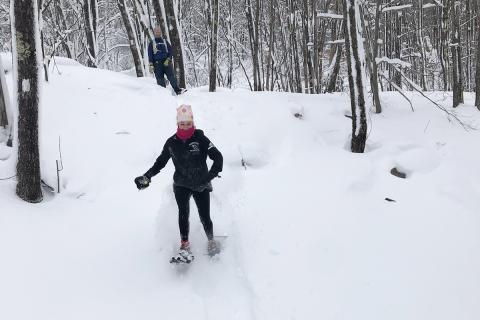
[343,0,367,153]
[13,0,43,202]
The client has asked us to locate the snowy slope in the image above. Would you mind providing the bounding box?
[1,58,480,320]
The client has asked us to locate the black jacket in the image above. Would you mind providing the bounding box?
[144,129,223,192]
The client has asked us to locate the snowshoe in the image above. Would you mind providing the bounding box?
[175,88,188,95]
[207,239,221,257]
[170,241,194,264]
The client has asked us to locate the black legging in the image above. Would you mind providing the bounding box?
[173,185,213,241]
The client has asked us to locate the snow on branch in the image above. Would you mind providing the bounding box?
[422,3,436,9]
[382,4,412,12]
[431,0,444,7]
[326,39,345,45]
[316,12,344,19]
[379,71,414,112]
[376,57,411,69]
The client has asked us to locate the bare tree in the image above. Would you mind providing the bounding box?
[0,54,12,146]
[0,56,8,129]
[414,0,428,90]
[343,0,367,153]
[451,0,463,107]
[476,0,480,110]
[164,0,186,88]
[245,0,262,91]
[151,0,169,38]
[14,0,43,202]
[440,0,451,91]
[207,0,219,91]
[301,0,314,93]
[365,0,381,113]
[117,0,144,77]
[2,0,475,96]
[226,0,234,88]
[83,0,98,67]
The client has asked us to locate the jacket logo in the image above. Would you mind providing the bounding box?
[189,142,200,153]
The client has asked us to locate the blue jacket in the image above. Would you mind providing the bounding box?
[148,37,173,64]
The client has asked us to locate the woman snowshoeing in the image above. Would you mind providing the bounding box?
[134,105,223,263]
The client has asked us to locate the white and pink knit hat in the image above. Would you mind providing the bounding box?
[176,104,194,123]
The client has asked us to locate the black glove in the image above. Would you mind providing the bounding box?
[134,175,151,190]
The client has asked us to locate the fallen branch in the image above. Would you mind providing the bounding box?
[379,72,414,112]
[393,65,475,131]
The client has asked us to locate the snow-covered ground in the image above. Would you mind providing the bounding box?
[1,57,479,320]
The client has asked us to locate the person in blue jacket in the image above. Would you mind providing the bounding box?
[148,27,184,95]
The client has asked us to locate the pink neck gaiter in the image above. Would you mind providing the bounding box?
[176,126,195,141]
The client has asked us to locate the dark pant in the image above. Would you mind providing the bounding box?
[173,185,213,241]
[154,61,181,93]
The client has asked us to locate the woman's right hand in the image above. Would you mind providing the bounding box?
[134,175,151,190]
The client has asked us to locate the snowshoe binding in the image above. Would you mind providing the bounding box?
[170,241,194,264]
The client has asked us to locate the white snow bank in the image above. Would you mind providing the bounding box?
[1,62,479,320]
[0,52,12,73]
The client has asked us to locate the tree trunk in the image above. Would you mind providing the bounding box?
[476,0,480,110]
[311,0,319,93]
[315,0,332,93]
[255,0,263,90]
[208,0,219,92]
[393,10,402,87]
[227,0,234,88]
[343,0,367,153]
[325,44,342,93]
[151,0,169,40]
[440,0,451,91]
[117,0,144,77]
[164,0,186,88]
[302,0,314,94]
[54,0,73,58]
[0,56,13,146]
[132,0,155,73]
[288,0,302,93]
[370,0,382,113]
[415,0,428,90]
[265,0,276,91]
[451,0,463,107]
[245,0,261,91]
[14,0,43,203]
[37,0,49,81]
[0,58,8,129]
[83,0,98,67]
